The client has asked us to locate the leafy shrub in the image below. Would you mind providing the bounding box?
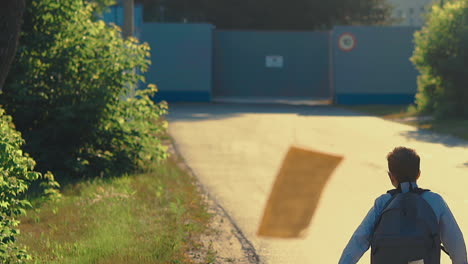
[411,0,468,117]
[86,0,116,16]
[3,0,168,179]
[77,85,168,176]
[0,109,60,263]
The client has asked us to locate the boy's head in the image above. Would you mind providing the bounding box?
[387,147,420,186]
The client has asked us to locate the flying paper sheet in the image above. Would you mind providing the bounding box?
[257,146,343,238]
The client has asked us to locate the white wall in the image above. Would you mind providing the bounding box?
[387,0,436,26]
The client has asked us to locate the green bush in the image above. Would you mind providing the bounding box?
[0,109,60,263]
[411,0,468,117]
[3,0,168,179]
[79,85,168,176]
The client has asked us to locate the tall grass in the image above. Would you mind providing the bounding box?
[18,159,212,264]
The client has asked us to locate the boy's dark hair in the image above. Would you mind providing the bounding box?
[387,147,420,183]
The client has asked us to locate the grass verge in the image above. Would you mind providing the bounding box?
[18,158,212,264]
[342,105,468,141]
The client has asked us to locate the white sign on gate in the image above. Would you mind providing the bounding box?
[266,55,284,68]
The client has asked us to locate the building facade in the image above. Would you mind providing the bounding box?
[388,0,436,26]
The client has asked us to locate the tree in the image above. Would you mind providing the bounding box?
[142,0,394,30]
[0,0,25,90]
[2,0,168,179]
[0,3,61,262]
[410,0,468,117]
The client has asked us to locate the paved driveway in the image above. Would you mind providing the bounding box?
[168,103,468,264]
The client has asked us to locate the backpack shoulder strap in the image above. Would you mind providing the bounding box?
[386,185,430,196]
[373,190,400,234]
[382,187,402,211]
[386,189,400,196]
[410,187,450,256]
[411,188,430,195]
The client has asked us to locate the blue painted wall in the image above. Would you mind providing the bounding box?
[214,30,330,98]
[101,4,143,38]
[100,20,421,104]
[140,23,213,102]
[332,26,419,105]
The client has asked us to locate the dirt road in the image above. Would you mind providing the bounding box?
[168,103,468,264]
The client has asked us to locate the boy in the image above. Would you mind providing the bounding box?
[339,147,467,264]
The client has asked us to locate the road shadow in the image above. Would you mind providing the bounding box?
[167,102,367,122]
[168,102,468,148]
[399,129,468,148]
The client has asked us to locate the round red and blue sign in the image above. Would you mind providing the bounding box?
[338,33,357,52]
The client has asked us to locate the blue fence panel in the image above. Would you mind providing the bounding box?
[107,21,421,105]
[140,23,213,102]
[332,26,420,105]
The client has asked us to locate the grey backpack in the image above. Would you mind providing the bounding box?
[371,185,448,264]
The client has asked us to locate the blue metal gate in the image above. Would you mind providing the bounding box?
[213,30,331,99]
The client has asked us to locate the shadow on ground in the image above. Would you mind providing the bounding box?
[399,129,468,148]
[167,102,367,122]
[168,102,468,148]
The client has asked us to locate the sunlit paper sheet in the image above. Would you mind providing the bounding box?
[257,146,343,238]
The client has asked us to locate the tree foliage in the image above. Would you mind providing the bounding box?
[86,0,117,17]
[0,1,61,262]
[2,0,168,179]
[411,0,468,117]
[142,0,394,30]
[0,0,25,90]
[0,109,60,263]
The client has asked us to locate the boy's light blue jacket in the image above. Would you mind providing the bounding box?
[339,182,468,264]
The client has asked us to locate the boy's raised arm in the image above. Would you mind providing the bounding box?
[338,197,383,264]
[439,201,468,264]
